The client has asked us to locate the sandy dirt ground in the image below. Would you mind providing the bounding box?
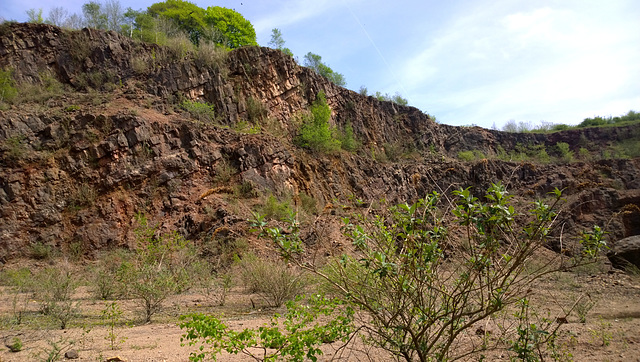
[2,262,640,362]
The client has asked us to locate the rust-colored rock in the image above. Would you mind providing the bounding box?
[0,23,639,262]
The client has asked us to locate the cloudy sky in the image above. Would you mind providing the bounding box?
[2,0,639,128]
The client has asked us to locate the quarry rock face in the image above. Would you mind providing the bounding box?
[1,23,639,267]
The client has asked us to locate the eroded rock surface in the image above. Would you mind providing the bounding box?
[1,23,639,261]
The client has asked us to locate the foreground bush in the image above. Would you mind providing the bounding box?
[180,295,353,361]
[209,183,607,361]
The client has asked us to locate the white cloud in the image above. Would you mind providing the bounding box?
[251,0,363,34]
[396,0,640,127]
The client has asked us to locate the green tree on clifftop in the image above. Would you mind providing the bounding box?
[303,52,346,87]
[269,28,294,57]
[203,6,257,49]
[147,0,206,44]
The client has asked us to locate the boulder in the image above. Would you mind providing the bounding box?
[64,349,79,359]
[608,235,640,269]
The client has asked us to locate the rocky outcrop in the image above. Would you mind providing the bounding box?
[1,23,639,263]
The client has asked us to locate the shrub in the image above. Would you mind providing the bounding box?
[189,260,232,306]
[180,295,353,361]
[502,120,533,133]
[248,184,607,361]
[30,241,53,260]
[573,294,596,323]
[2,135,29,165]
[391,92,408,106]
[124,214,196,322]
[578,147,590,160]
[32,266,79,329]
[212,158,235,185]
[2,267,32,325]
[551,124,570,131]
[0,68,17,104]
[165,32,193,59]
[457,149,485,161]
[303,52,346,87]
[234,120,261,134]
[555,142,574,162]
[457,150,475,161]
[611,139,640,159]
[298,192,318,216]
[92,267,117,300]
[7,337,22,352]
[258,194,293,221]
[246,96,268,123]
[127,262,177,323]
[236,253,307,307]
[235,180,258,198]
[339,121,358,151]
[181,100,216,124]
[194,42,228,73]
[16,71,64,103]
[533,146,550,163]
[101,301,128,350]
[68,183,97,210]
[91,248,136,299]
[130,56,150,74]
[296,91,341,153]
[201,233,248,271]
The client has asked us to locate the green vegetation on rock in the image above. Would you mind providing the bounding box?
[296,91,342,153]
[303,52,346,87]
[184,184,609,361]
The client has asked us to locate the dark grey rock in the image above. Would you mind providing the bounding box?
[65,349,79,359]
[608,235,640,269]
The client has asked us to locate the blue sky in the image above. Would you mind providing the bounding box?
[2,0,639,128]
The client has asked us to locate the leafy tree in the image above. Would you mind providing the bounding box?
[296,91,341,153]
[303,52,346,87]
[555,142,574,162]
[180,295,354,362]
[26,8,44,23]
[124,7,174,44]
[83,1,108,30]
[115,213,199,323]
[269,28,293,56]
[244,184,607,361]
[579,110,640,128]
[121,7,139,37]
[392,92,408,106]
[63,13,85,29]
[103,0,124,31]
[45,7,69,27]
[203,6,257,49]
[339,121,358,152]
[268,28,285,49]
[147,0,206,44]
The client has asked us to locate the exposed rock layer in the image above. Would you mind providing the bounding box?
[1,23,639,267]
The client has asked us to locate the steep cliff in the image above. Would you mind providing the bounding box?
[1,23,639,264]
